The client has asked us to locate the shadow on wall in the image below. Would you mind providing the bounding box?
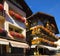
[5,13,14,23]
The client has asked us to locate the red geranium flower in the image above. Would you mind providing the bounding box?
[0,4,3,11]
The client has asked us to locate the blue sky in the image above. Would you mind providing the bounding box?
[25,0,60,36]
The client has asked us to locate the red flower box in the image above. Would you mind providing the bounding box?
[9,10,25,23]
[9,10,15,16]
[14,13,25,23]
[10,31,24,39]
[0,4,3,11]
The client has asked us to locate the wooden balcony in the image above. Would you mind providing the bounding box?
[30,25,59,41]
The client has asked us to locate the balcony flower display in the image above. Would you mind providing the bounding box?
[0,4,3,11]
[31,38,57,47]
[10,31,24,39]
[9,10,15,16]
[30,25,58,40]
[9,10,25,23]
[14,13,25,23]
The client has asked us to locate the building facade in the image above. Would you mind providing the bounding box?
[0,0,60,56]
[0,0,32,56]
[26,12,59,55]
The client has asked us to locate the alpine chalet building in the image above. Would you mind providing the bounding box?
[26,12,59,55]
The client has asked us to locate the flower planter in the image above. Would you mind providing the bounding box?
[0,4,3,11]
[9,10,25,23]
[14,13,25,23]
[9,10,15,16]
[10,31,24,39]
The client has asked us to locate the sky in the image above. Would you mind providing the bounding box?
[25,0,60,36]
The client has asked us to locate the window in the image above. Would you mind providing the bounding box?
[9,27,13,31]
[15,29,23,33]
[30,18,38,27]
[28,18,44,28]
[9,24,24,41]
[9,24,23,33]
[38,19,43,26]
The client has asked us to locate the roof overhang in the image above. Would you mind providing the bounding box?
[39,45,57,51]
[27,12,59,34]
[31,45,57,51]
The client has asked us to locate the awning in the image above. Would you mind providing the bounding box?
[0,38,9,45]
[9,41,29,48]
[31,44,57,50]
[38,45,57,51]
